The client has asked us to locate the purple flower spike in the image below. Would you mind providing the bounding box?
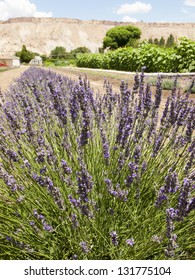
[61,159,72,175]
[126,238,135,247]
[186,197,195,214]
[178,178,191,219]
[43,223,53,232]
[110,231,118,246]
[80,241,89,253]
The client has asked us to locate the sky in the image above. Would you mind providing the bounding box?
[0,0,195,22]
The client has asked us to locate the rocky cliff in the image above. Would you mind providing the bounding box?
[0,17,195,55]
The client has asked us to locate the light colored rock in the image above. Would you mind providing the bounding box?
[0,17,195,56]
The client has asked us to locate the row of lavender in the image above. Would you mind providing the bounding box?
[0,67,194,259]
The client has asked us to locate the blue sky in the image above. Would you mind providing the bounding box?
[0,0,195,22]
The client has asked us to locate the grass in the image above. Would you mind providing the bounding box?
[0,67,9,72]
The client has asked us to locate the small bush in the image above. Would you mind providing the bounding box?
[0,68,195,260]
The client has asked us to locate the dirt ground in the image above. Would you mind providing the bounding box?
[0,66,29,93]
[0,66,194,103]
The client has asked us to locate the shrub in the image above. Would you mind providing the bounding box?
[166,34,175,48]
[76,53,104,68]
[76,38,195,73]
[76,44,173,73]
[70,47,91,58]
[147,77,179,90]
[0,68,195,260]
[174,37,195,72]
[184,80,195,94]
[50,46,67,59]
[15,45,36,63]
[161,79,179,90]
[103,25,141,50]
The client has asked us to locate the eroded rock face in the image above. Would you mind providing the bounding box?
[0,17,195,55]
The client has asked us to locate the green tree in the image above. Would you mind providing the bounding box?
[15,45,35,63]
[166,34,175,48]
[40,54,48,62]
[159,37,165,47]
[103,25,141,50]
[70,47,91,58]
[153,38,159,45]
[50,46,66,59]
[148,38,153,44]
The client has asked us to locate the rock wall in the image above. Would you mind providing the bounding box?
[0,17,194,55]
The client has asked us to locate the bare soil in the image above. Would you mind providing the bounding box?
[0,66,29,93]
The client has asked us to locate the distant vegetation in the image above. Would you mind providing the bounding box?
[15,26,195,73]
[15,45,91,67]
[76,37,195,73]
[148,34,175,48]
[15,45,38,63]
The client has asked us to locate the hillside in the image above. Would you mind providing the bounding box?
[0,17,195,55]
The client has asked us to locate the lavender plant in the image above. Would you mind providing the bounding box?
[0,67,194,260]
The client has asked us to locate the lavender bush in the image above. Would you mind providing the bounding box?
[0,67,194,260]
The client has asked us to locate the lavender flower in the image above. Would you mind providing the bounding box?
[39,166,46,175]
[141,161,147,175]
[186,197,195,214]
[155,172,179,207]
[36,150,45,163]
[80,241,89,253]
[118,152,125,169]
[178,178,191,219]
[105,178,112,189]
[125,162,138,187]
[80,111,91,146]
[72,254,78,260]
[110,231,118,246]
[61,159,72,175]
[126,238,135,247]
[33,210,53,232]
[107,183,128,202]
[133,145,141,164]
[6,149,18,162]
[71,213,79,228]
[152,134,163,156]
[43,223,53,232]
[154,76,162,109]
[143,83,152,114]
[151,235,162,244]
[17,196,24,203]
[68,195,80,208]
[161,96,170,125]
[76,161,93,204]
[23,159,31,168]
[165,208,178,257]
[100,127,110,164]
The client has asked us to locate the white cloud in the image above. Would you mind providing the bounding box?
[184,0,195,6]
[0,0,52,20]
[121,15,138,22]
[116,1,152,15]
